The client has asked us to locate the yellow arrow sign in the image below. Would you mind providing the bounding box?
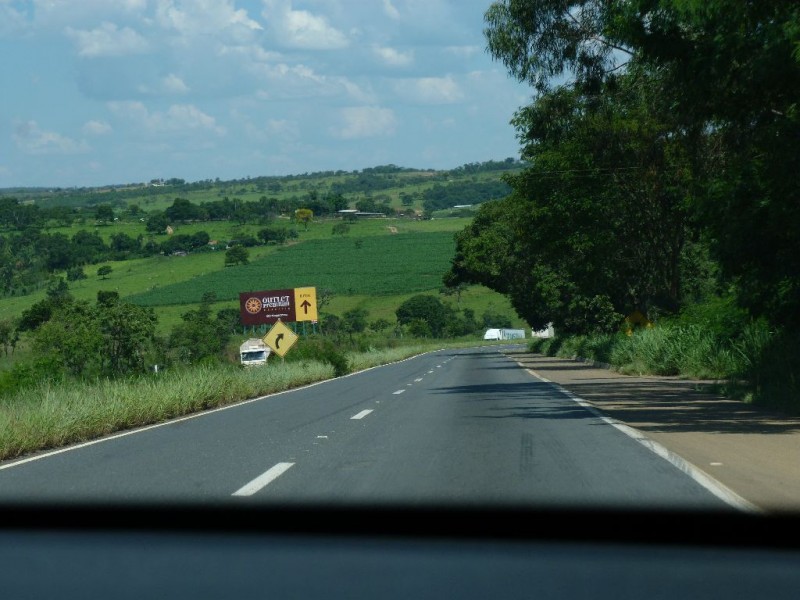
[263,320,299,358]
[293,286,318,322]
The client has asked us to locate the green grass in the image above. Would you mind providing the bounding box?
[529,323,800,413]
[128,231,458,306]
[0,341,461,461]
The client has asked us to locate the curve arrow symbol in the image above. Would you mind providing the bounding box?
[275,333,284,349]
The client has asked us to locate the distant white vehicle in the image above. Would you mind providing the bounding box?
[483,328,526,341]
[239,338,271,367]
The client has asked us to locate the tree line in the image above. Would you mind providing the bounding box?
[447,1,799,336]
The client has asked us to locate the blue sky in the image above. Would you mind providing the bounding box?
[0,0,531,188]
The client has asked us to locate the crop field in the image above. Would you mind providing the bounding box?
[128,231,457,306]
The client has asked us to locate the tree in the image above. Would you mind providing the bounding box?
[0,319,18,356]
[257,226,289,244]
[167,295,231,364]
[294,208,313,230]
[97,265,113,280]
[66,266,87,281]
[99,300,157,375]
[369,318,392,333]
[483,0,800,330]
[342,308,368,340]
[71,230,108,264]
[224,245,249,266]
[396,295,450,338]
[95,204,114,223]
[216,308,241,333]
[165,198,201,223]
[332,222,350,236]
[145,212,169,234]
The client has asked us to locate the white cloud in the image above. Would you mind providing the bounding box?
[393,76,464,104]
[108,101,226,136]
[265,118,300,140]
[66,22,149,57]
[373,45,413,67]
[82,120,112,135]
[444,45,480,58]
[162,73,190,94]
[0,1,29,35]
[13,120,89,155]
[331,106,396,140]
[156,0,262,37]
[382,0,400,20]
[249,59,372,102]
[24,0,146,31]
[262,0,348,50]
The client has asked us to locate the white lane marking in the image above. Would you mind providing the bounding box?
[525,368,761,513]
[351,409,373,420]
[414,378,423,382]
[393,389,406,395]
[316,435,328,439]
[232,462,294,497]
[0,349,450,473]
[436,365,442,368]
[427,370,434,374]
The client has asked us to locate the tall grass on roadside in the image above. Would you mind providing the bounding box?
[0,360,333,461]
[528,320,799,413]
[0,341,458,462]
[732,328,800,412]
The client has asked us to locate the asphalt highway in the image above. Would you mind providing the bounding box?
[0,346,728,508]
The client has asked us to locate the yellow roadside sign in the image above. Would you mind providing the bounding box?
[263,320,299,358]
[293,287,318,322]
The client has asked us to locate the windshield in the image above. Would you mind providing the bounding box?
[0,0,798,516]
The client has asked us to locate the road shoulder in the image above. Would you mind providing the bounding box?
[508,352,800,513]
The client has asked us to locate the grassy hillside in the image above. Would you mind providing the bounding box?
[0,215,526,336]
[128,231,455,306]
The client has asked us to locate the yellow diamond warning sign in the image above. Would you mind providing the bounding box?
[263,320,298,358]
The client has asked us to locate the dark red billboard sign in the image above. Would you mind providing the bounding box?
[239,289,295,325]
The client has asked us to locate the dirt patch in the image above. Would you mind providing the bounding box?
[386,226,398,234]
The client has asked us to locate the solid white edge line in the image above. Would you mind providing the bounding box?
[351,409,373,420]
[0,348,452,473]
[232,462,294,497]
[525,367,763,514]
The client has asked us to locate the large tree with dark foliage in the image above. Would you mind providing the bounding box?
[449,0,800,332]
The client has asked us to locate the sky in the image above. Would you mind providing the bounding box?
[0,0,532,188]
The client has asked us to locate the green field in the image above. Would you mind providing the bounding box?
[0,214,526,336]
[128,231,456,305]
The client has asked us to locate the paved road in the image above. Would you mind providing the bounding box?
[0,346,728,508]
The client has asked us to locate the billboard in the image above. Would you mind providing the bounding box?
[239,287,318,325]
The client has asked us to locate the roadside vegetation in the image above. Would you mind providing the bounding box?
[447,2,799,413]
[0,340,466,461]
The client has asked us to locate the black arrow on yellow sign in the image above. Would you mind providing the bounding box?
[300,300,311,314]
[275,333,284,349]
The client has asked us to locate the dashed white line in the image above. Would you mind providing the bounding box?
[414,378,423,382]
[393,389,406,395]
[232,462,294,497]
[351,409,373,420]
